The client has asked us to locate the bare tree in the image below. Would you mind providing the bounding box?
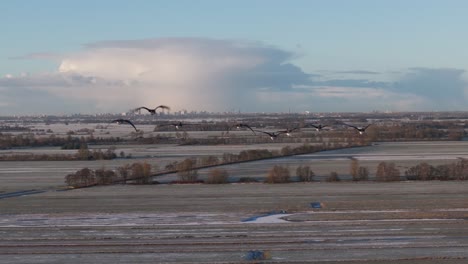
[326,171,340,182]
[132,162,151,184]
[176,158,199,182]
[265,165,290,183]
[296,165,314,182]
[206,168,229,184]
[405,162,434,181]
[357,167,369,181]
[350,158,359,181]
[376,162,400,181]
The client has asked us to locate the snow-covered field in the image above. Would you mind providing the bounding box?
[2,139,468,263]
[3,141,468,192]
[0,182,467,263]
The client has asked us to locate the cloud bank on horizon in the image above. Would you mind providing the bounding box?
[1,38,467,115]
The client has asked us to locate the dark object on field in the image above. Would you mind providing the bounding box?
[244,250,271,261]
[310,202,322,208]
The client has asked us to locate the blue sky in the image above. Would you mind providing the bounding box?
[1,0,468,114]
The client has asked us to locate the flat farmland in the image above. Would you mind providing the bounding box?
[3,141,468,192]
[0,182,467,263]
[1,141,468,263]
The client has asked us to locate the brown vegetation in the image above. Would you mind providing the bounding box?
[326,171,340,182]
[206,168,229,184]
[375,162,401,182]
[265,165,291,183]
[0,147,117,161]
[176,158,199,182]
[65,162,153,188]
[350,158,369,181]
[405,160,468,181]
[296,165,314,182]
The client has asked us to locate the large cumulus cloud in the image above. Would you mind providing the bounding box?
[57,38,316,112]
[1,38,468,114]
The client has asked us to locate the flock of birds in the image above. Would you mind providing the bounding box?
[110,105,373,140]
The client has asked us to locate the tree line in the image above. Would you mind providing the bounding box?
[0,145,117,161]
[64,140,468,188]
[2,120,467,150]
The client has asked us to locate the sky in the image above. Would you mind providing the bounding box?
[1,0,468,115]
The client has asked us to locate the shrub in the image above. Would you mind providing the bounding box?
[281,146,293,156]
[350,158,359,181]
[326,171,340,182]
[405,162,434,181]
[95,168,116,185]
[132,162,152,184]
[357,167,369,181]
[296,165,314,182]
[65,167,96,187]
[239,177,258,183]
[176,158,199,182]
[433,164,452,181]
[376,162,400,181]
[117,164,131,181]
[206,168,229,184]
[451,159,468,180]
[265,165,290,183]
[200,155,219,166]
[351,158,369,181]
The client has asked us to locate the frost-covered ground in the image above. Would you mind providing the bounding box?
[2,124,468,263]
[3,141,468,192]
[0,182,467,263]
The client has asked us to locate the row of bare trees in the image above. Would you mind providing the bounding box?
[0,146,117,161]
[65,159,468,188]
[405,160,468,181]
[65,162,153,187]
[0,133,127,149]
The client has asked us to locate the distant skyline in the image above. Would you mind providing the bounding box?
[1,0,468,115]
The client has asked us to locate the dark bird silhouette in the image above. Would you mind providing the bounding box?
[110,119,138,132]
[158,121,184,130]
[134,105,170,115]
[277,127,300,136]
[254,130,283,140]
[307,124,328,132]
[229,123,256,135]
[345,123,372,135]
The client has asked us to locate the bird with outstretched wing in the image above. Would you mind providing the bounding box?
[134,105,170,115]
[110,119,138,132]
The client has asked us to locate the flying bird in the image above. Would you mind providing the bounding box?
[277,127,300,136]
[134,105,170,115]
[229,123,256,135]
[345,123,372,135]
[254,130,283,140]
[158,121,184,130]
[110,119,138,132]
[307,124,328,132]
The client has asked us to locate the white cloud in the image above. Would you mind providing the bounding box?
[1,38,468,114]
[51,38,304,112]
